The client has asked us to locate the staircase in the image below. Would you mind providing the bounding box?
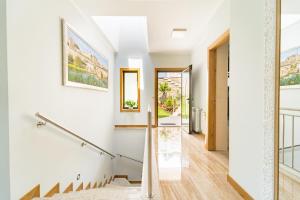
[34,178,142,200]
[22,109,159,200]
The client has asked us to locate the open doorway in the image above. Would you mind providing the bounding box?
[157,71,182,126]
[207,31,230,151]
[154,68,186,127]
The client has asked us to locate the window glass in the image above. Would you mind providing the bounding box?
[120,68,140,112]
[124,72,138,109]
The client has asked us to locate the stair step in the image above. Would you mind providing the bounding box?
[111,178,131,186]
[33,185,142,200]
[106,184,141,191]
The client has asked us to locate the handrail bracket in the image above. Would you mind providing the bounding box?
[37,120,46,127]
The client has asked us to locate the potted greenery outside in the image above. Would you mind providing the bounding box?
[125,100,137,110]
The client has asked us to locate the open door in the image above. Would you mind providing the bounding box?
[181,65,192,134]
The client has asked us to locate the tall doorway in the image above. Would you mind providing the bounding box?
[207,31,230,151]
[154,68,191,128]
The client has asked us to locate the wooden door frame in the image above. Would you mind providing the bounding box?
[154,67,186,127]
[274,0,281,199]
[206,30,230,151]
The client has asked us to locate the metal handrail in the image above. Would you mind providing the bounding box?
[35,112,116,159]
[279,108,299,173]
[116,154,143,164]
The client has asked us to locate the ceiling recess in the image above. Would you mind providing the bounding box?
[171,28,187,39]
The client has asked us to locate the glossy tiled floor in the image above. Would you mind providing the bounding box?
[154,127,243,200]
[279,171,300,200]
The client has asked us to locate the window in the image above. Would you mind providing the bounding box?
[120,68,140,112]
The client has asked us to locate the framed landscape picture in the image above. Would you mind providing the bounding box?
[280,46,300,89]
[62,19,109,91]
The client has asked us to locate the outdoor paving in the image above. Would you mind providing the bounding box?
[158,116,181,126]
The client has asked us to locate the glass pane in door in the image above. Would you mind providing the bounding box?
[182,72,189,125]
[181,66,192,133]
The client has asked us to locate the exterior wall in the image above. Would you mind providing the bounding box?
[6,0,115,199]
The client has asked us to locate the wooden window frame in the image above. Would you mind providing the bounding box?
[120,68,141,112]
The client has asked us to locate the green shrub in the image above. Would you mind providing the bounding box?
[125,100,137,108]
[163,97,178,112]
[281,73,300,86]
[159,82,171,103]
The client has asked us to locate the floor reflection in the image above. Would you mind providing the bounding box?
[155,127,242,200]
[279,170,300,200]
[157,127,188,181]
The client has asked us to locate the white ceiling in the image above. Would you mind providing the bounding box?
[74,0,224,53]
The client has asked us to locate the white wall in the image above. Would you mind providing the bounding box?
[7,0,115,199]
[114,54,153,125]
[230,0,265,198]
[150,53,191,68]
[0,0,11,199]
[191,0,230,135]
[113,129,145,180]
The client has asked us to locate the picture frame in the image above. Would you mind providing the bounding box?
[280,46,300,89]
[62,19,109,91]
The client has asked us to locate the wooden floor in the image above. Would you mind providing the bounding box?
[279,171,300,200]
[154,127,243,200]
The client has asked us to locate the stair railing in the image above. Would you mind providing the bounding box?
[279,108,300,172]
[35,112,116,159]
[116,154,143,164]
